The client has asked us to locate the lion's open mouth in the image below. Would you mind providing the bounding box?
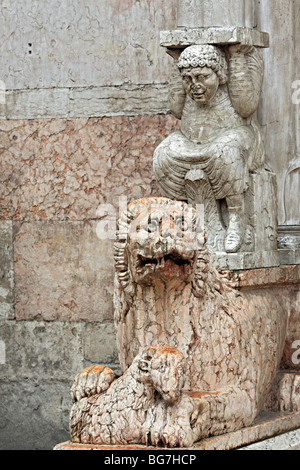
[137,253,193,269]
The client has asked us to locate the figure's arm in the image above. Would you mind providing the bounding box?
[227,45,264,118]
[169,63,186,120]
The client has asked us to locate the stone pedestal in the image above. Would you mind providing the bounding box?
[54,411,300,451]
[185,169,280,270]
[236,264,300,373]
[55,264,299,450]
[278,226,300,266]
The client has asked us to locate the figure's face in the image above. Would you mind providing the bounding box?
[180,66,219,105]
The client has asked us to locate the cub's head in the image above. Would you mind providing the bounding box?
[115,197,204,288]
[136,344,186,404]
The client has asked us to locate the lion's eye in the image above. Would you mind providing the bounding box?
[160,365,165,372]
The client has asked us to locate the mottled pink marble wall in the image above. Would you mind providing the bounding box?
[0,116,178,221]
[0,115,179,322]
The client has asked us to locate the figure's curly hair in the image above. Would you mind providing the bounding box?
[177,45,228,85]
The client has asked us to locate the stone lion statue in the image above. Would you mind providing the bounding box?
[111,197,287,445]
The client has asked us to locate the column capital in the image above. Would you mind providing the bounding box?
[160,27,269,51]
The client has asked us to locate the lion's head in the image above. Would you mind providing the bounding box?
[135,344,186,404]
[114,197,205,289]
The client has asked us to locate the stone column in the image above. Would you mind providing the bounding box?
[177,0,256,28]
[257,0,300,264]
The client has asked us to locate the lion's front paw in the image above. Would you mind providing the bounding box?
[162,424,180,448]
[162,423,194,448]
[70,365,117,403]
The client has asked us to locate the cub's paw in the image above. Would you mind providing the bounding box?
[70,365,117,403]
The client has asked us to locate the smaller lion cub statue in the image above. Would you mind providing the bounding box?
[70,344,203,447]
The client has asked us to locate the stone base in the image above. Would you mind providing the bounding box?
[213,250,280,271]
[278,226,300,266]
[264,371,300,413]
[185,169,280,271]
[54,411,300,451]
[238,429,300,450]
[232,265,300,372]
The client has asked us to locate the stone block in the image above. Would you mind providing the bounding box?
[84,322,119,365]
[279,249,300,266]
[4,88,70,120]
[0,221,14,320]
[0,380,71,450]
[177,0,256,29]
[0,320,84,381]
[213,250,280,270]
[69,84,169,118]
[2,84,171,120]
[235,265,300,372]
[13,221,114,322]
[278,226,300,265]
[0,0,176,91]
[264,371,300,413]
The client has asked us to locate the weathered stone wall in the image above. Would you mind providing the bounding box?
[0,0,299,450]
[0,0,176,119]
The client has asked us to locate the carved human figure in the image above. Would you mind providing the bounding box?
[153,44,265,253]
